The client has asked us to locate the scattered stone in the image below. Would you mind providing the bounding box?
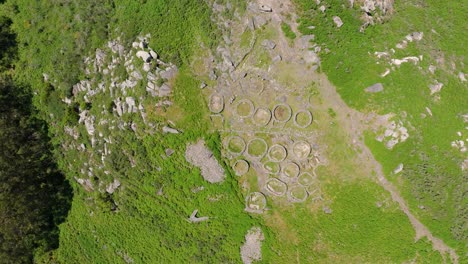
[393,163,403,174]
[272,55,282,62]
[461,159,468,171]
[200,82,207,89]
[381,68,391,77]
[410,32,424,41]
[396,41,407,49]
[391,56,420,66]
[298,35,314,50]
[428,65,436,74]
[261,39,276,50]
[136,51,152,62]
[95,49,106,67]
[253,16,267,28]
[240,227,264,264]
[323,206,332,214]
[303,50,320,64]
[160,66,179,80]
[187,209,209,223]
[143,63,151,72]
[319,5,326,13]
[162,126,179,134]
[258,4,272,12]
[429,82,443,95]
[185,140,226,183]
[209,70,218,80]
[386,139,398,149]
[191,186,205,193]
[247,17,255,30]
[75,177,94,192]
[165,148,175,157]
[149,50,158,59]
[425,107,433,117]
[333,16,344,28]
[106,179,121,194]
[458,72,466,82]
[159,83,171,97]
[365,83,384,93]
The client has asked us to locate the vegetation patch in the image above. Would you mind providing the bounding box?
[281,22,297,40]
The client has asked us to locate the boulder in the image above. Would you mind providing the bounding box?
[429,82,443,95]
[254,16,267,28]
[365,83,384,93]
[136,51,152,62]
[106,179,121,194]
[162,126,179,134]
[160,66,179,80]
[458,72,466,82]
[143,63,151,72]
[165,148,175,157]
[209,70,218,80]
[258,4,272,12]
[333,16,344,28]
[303,50,320,64]
[393,163,403,174]
[298,35,314,50]
[159,83,171,97]
[149,50,158,59]
[410,32,423,41]
[272,55,282,63]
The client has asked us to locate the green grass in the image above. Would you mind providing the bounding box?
[262,181,444,263]
[281,22,297,40]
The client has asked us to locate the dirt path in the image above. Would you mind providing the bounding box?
[258,0,459,262]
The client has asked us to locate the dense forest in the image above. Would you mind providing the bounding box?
[0,15,72,263]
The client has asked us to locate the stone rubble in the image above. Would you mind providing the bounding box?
[185,140,226,183]
[240,227,264,264]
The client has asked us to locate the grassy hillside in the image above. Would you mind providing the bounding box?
[294,0,468,258]
[1,0,465,262]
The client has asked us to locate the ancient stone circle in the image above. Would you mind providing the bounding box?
[205,62,322,210]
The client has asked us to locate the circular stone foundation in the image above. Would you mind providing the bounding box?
[209,94,224,113]
[252,107,272,126]
[226,136,246,155]
[294,110,313,128]
[246,192,267,211]
[235,99,255,118]
[298,172,315,186]
[267,144,287,162]
[273,104,292,123]
[265,178,287,196]
[292,141,311,160]
[288,185,308,202]
[246,138,268,159]
[282,162,300,179]
[263,161,281,174]
[233,160,249,176]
